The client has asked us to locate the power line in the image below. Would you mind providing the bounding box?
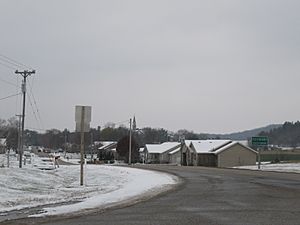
[25,127,48,132]
[114,119,130,126]
[15,76,21,116]
[0,76,17,87]
[0,93,21,101]
[27,94,42,130]
[0,54,33,70]
[0,61,16,70]
[27,79,44,130]
[0,57,22,69]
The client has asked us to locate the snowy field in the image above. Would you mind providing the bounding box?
[0,154,178,218]
[235,162,300,173]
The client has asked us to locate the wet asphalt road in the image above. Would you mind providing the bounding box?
[2,165,300,225]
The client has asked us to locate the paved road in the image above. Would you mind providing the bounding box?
[2,166,300,225]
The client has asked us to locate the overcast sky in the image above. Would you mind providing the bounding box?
[0,0,300,134]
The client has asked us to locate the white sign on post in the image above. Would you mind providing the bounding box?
[75,105,92,186]
[75,106,91,132]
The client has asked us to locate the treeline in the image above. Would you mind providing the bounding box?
[0,117,209,151]
[4,117,300,150]
[0,118,19,150]
[259,121,300,147]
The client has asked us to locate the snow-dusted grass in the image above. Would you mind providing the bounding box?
[0,154,178,217]
[235,162,300,173]
[60,153,98,164]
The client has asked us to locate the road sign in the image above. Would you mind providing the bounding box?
[75,105,92,186]
[75,106,91,132]
[251,136,268,146]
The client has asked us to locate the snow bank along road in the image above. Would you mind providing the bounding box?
[4,165,300,225]
[0,160,178,223]
[236,162,300,173]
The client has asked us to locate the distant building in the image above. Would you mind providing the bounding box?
[142,140,257,167]
[98,141,117,151]
[139,147,146,163]
[98,141,118,160]
[168,146,182,165]
[144,142,181,164]
[187,140,257,167]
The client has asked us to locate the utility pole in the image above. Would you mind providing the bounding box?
[129,118,132,165]
[64,131,67,158]
[15,114,22,167]
[5,132,10,168]
[258,147,261,170]
[179,135,185,166]
[90,132,94,161]
[15,70,35,168]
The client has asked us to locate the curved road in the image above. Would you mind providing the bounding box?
[2,166,300,225]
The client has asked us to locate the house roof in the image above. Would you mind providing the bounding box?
[190,140,257,155]
[185,140,194,146]
[146,142,181,154]
[0,138,6,146]
[168,146,181,155]
[213,141,258,154]
[98,141,117,150]
[190,140,232,153]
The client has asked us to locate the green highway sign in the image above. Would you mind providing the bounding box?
[251,136,268,146]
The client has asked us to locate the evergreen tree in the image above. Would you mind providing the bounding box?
[116,135,139,163]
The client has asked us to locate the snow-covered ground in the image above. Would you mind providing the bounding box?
[59,153,98,164]
[0,154,178,218]
[235,162,300,173]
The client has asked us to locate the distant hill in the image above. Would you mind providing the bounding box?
[205,124,282,140]
[259,121,300,146]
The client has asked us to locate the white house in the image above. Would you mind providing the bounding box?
[187,140,257,167]
[144,142,181,164]
[98,141,118,160]
[168,145,182,165]
[98,141,117,151]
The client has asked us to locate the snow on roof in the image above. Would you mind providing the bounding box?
[98,141,117,150]
[236,140,249,147]
[185,140,194,146]
[146,142,181,154]
[0,138,6,146]
[190,140,232,153]
[168,146,181,155]
[213,141,258,154]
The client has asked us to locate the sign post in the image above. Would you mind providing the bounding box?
[251,136,268,170]
[75,105,91,186]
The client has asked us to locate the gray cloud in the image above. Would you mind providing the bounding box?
[1,0,300,133]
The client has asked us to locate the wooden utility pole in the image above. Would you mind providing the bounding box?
[90,132,94,161]
[15,70,35,168]
[129,118,132,165]
[64,131,67,158]
[15,114,22,167]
